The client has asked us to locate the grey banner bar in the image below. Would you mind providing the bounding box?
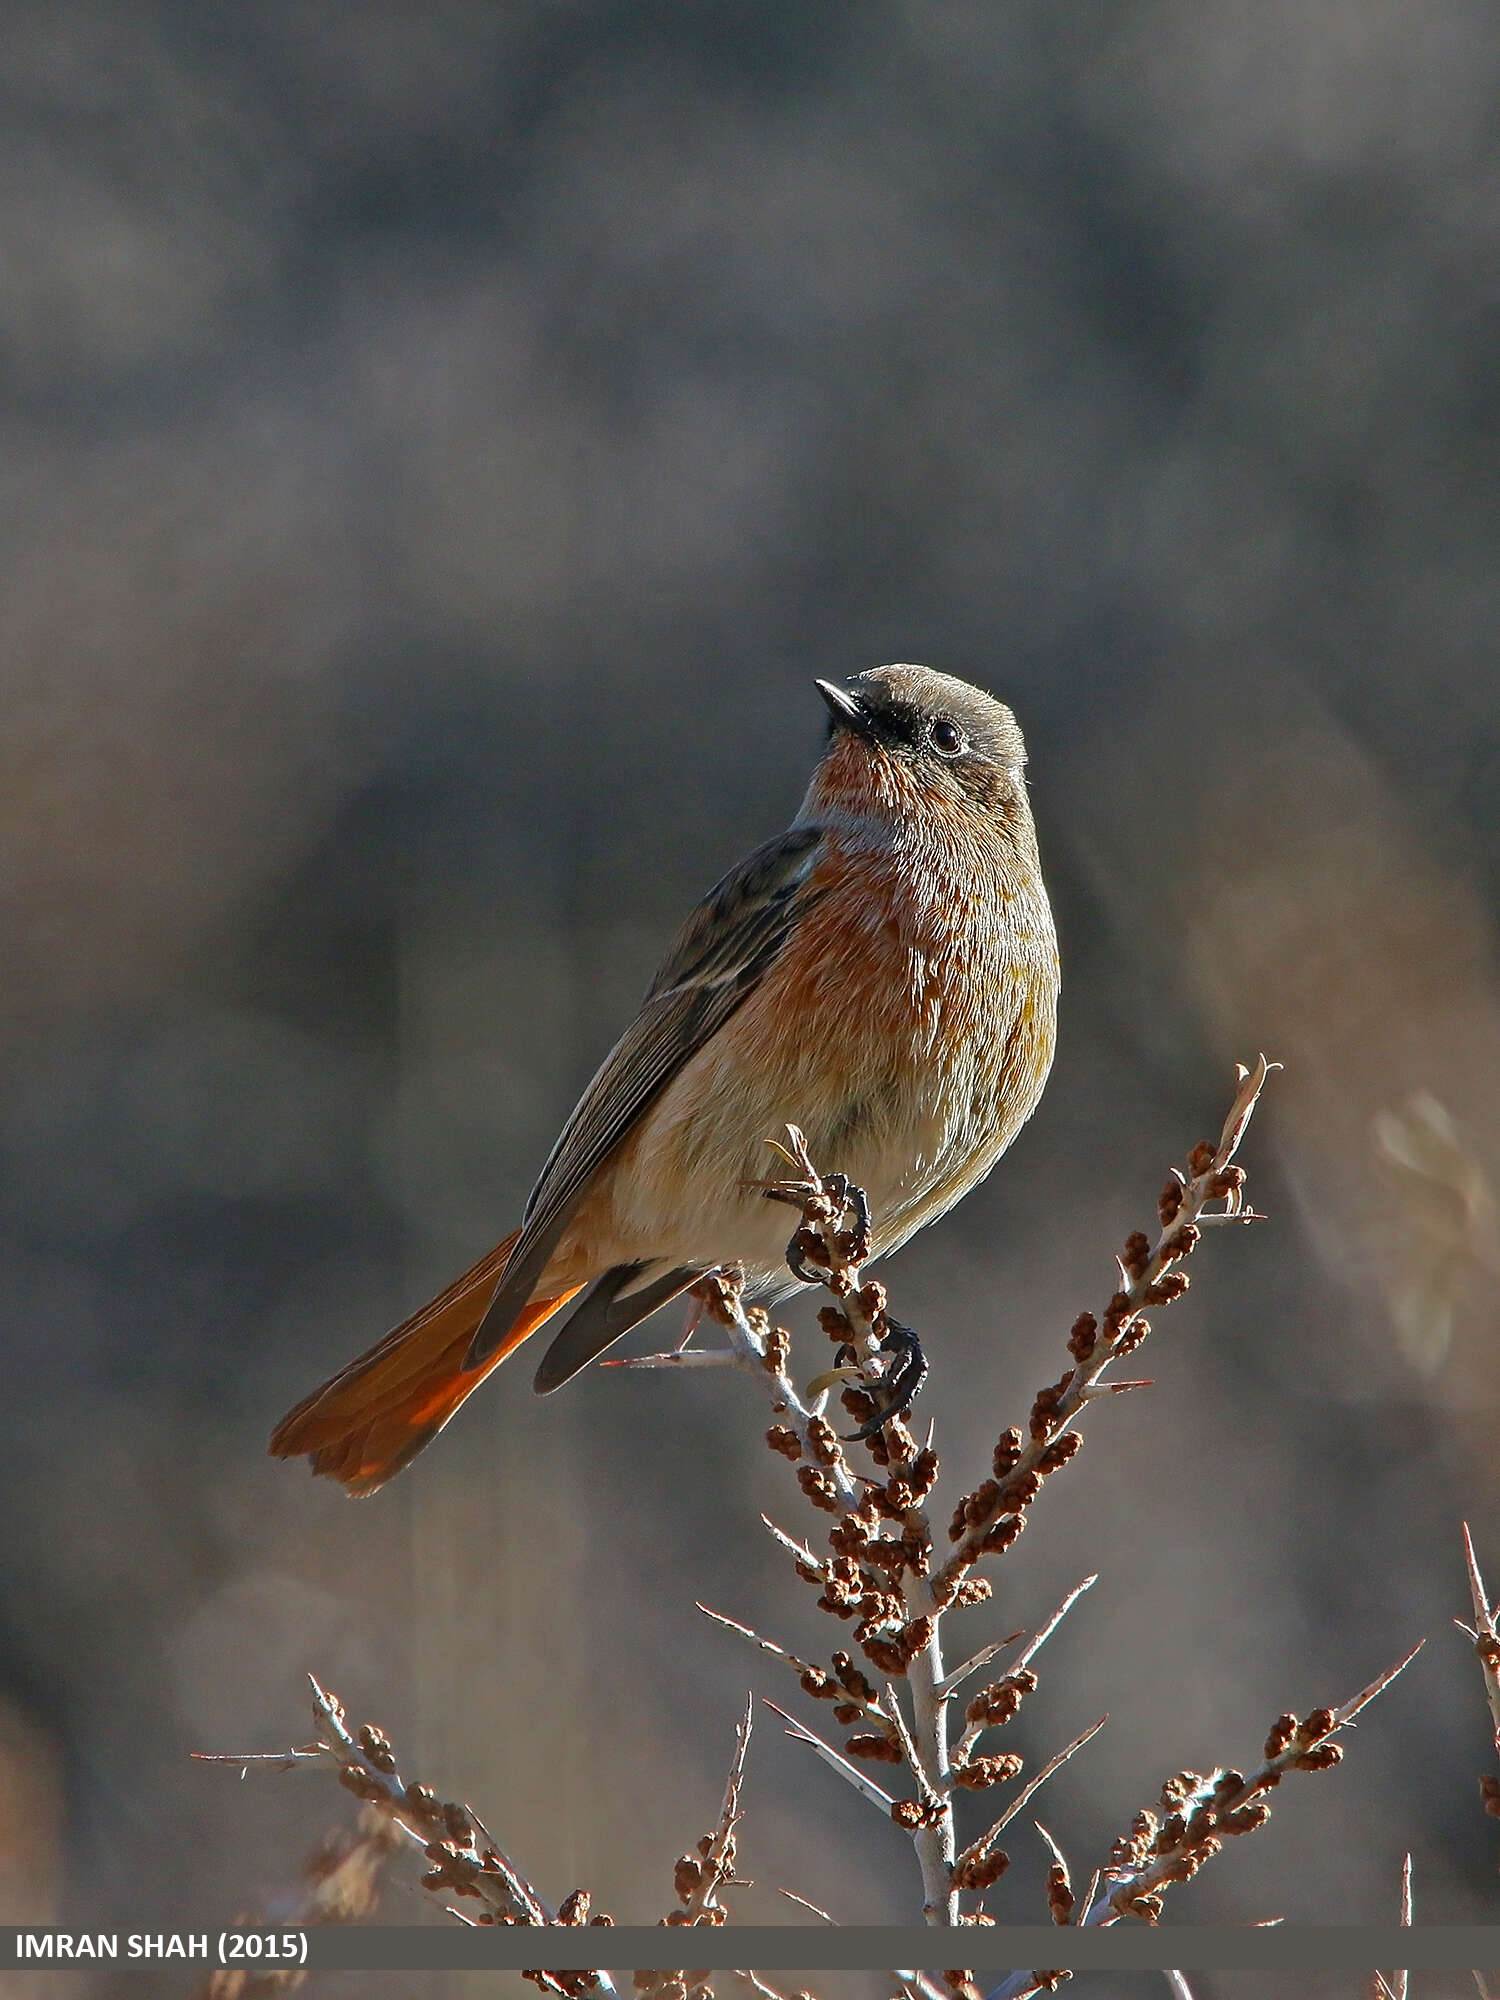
[5,1926,1498,1974]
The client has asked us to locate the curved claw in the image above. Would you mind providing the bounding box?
[827,1174,873,1262]
[785,1229,828,1286]
[840,1316,928,1442]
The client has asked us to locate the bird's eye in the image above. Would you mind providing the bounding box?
[928,717,966,757]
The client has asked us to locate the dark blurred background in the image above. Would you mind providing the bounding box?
[1,4,1498,1996]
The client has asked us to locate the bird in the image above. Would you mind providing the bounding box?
[269,665,1059,1495]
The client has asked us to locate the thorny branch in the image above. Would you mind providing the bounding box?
[677,1058,1294,1934]
[196,1674,619,1997]
[204,1053,1473,1976]
[1457,1522,1500,1858]
[981,1651,1426,2000]
[1366,1849,1411,2000]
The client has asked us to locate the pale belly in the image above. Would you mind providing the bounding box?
[549,875,1059,1295]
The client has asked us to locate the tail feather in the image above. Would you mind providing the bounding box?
[268,1228,582,1496]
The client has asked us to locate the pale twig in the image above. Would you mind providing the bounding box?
[762,1699,897,1813]
[939,1056,1276,1590]
[1033,1821,1074,1927]
[1162,1976,1197,2000]
[984,1650,1422,1992]
[936,1630,1029,1702]
[674,1696,754,1927]
[605,1348,740,1370]
[727,1975,807,2000]
[953,1718,1109,1879]
[198,1676,617,1993]
[778,1890,835,1923]
[953,1581,1098,1764]
[939,1580,1095,1704]
[759,1514,827,1576]
[884,1681,942,1805]
[1370,1851,1413,2000]
[1458,1522,1500,1757]
[1093,1643,1425,1927]
[897,1975,950,2000]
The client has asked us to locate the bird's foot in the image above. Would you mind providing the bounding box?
[837,1317,928,1442]
[779,1170,873,1283]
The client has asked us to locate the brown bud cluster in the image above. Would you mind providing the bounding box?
[867,1415,917,1470]
[845,1731,902,1763]
[831,1651,876,1699]
[1480,1772,1500,1819]
[1099,1290,1136,1346]
[1029,1373,1073,1441]
[942,1972,980,2000]
[528,1973,601,1999]
[765,1425,801,1460]
[979,1514,1026,1556]
[1045,1859,1074,1924]
[557,1890,592,1925]
[1145,1270,1190,1305]
[1038,1431,1082,1475]
[1264,1713,1298,1758]
[337,1764,386,1804]
[953,1751,1024,1790]
[1115,1313,1151,1357]
[1187,1140,1216,1176]
[828,1514,871,1558]
[1067,1312,1098,1362]
[797,1465,842,1513]
[1121,1230,1152,1279]
[1159,1174,1185,1227]
[816,1556,863,1618]
[763,1321,791,1374]
[853,1585,905,1638]
[992,1428,1023,1476]
[951,1848,1010,1893]
[1293,1744,1342,1771]
[942,1577,993,1610]
[357,1724,397,1774]
[818,1304,852,1342]
[805,1416,842,1467]
[950,1479,1000,1542]
[965,1668,1038,1728]
[890,1797,946,1830]
[861,1636,912,1676]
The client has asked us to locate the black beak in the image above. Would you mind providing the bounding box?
[815,678,873,737]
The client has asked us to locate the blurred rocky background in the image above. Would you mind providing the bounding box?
[1,3,1498,1995]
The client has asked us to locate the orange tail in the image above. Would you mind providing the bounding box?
[268,1229,583,1496]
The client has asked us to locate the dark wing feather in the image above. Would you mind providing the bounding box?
[532,1261,701,1393]
[465,824,828,1365]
